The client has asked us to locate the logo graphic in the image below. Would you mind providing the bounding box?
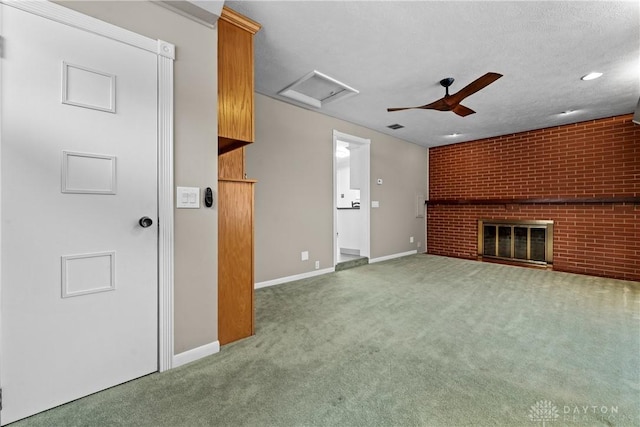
[529,400,560,426]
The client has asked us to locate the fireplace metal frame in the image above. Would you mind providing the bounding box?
[478,219,554,267]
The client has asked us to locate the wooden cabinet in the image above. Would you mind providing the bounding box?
[218,179,255,345]
[217,7,260,345]
[218,7,261,155]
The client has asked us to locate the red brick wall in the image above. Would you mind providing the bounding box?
[427,115,640,281]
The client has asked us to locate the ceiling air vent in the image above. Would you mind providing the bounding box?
[278,70,359,109]
[387,124,404,130]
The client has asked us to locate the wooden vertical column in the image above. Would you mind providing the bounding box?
[217,6,260,345]
[218,179,255,345]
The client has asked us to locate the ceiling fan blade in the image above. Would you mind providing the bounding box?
[419,98,452,111]
[448,72,503,105]
[388,97,453,113]
[452,104,476,117]
[387,107,416,112]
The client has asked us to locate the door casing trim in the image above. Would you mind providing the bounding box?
[332,130,371,266]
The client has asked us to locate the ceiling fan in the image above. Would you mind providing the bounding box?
[387,72,503,117]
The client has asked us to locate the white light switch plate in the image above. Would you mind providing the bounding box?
[372,201,380,208]
[176,186,200,208]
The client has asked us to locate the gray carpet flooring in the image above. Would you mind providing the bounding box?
[14,254,640,426]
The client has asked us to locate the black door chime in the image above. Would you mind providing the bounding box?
[205,187,214,207]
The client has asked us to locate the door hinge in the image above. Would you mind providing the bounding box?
[1,387,3,411]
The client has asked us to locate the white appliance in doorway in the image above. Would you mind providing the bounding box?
[0,2,175,424]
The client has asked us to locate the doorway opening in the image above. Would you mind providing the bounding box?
[333,130,370,270]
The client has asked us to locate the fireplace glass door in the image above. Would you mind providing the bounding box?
[498,226,512,258]
[479,220,553,266]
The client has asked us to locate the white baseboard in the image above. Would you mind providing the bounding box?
[254,252,419,290]
[172,340,220,368]
[255,267,335,289]
[369,250,417,264]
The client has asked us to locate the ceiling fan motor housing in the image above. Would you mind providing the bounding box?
[440,77,455,96]
[440,77,455,88]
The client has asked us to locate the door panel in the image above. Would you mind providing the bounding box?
[1,5,158,424]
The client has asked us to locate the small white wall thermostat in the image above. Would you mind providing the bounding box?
[377,178,383,185]
[176,186,200,208]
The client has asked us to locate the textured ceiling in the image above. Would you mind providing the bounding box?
[225,1,640,148]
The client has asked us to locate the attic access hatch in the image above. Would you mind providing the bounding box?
[278,70,359,109]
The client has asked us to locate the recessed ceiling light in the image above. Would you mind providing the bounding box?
[447,133,460,137]
[581,72,603,81]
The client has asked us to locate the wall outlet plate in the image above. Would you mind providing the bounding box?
[301,251,309,261]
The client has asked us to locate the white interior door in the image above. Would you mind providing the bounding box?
[1,5,158,424]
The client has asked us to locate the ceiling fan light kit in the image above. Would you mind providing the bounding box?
[387,72,503,117]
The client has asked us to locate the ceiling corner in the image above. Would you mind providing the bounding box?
[155,1,224,28]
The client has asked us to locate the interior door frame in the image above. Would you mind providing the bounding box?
[332,130,371,266]
[0,0,176,372]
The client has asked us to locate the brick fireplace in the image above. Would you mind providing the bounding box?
[427,115,639,281]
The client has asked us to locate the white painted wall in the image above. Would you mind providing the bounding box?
[246,94,428,282]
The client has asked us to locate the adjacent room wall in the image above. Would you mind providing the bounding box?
[428,115,639,281]
[246,94,428,283]
[59,1,219,354]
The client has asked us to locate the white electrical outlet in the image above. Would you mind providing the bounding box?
[315,261,320,270]
[410,236,414,243]
[301,251,309,261]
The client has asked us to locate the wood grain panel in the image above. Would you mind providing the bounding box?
[220,6,261,35]
[218,148,245,179]
[218,17,255,148]
[218,180,255,345]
